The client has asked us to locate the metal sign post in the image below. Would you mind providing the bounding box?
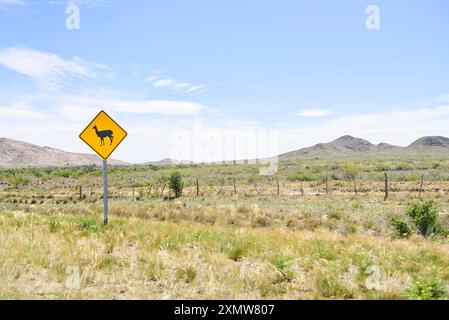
[103,159,109,225]
[79,110,127,226]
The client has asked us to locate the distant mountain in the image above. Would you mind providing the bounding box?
[376,142,402,152]
[144,158,194,166]
[281,135,385,160]
[280,135,449,160]
[404,136,449,154]
[0,137,127,167]
[3,135,449,168]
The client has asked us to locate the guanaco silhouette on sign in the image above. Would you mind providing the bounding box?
[93,125,114,146]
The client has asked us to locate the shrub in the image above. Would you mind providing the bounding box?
[315,273,353,299]
[50,168,78,179]
[287,172,323,182]
[432,162,441,169]
[6,174,30,189]
[146,260,164,281]
[404,278,447,300]
[434,224,448,237]
[342,164,361,180]
[227,246,246,261]
[29,168,46,179]
[405,201,439,237]
[376,163,392,171]
[168,171,184,198]
[75,217,98,232]
[237,205,251,214]
[227,242,252,261]
[251,213,270,227]
[176,267,197,283]
[395,162,413,171]
[48,218,61,233]
[391,218,412,238]
[271,255,295,282]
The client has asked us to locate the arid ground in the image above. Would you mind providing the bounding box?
[1,159,448,299]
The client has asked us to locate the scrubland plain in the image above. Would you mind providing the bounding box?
[0,158,448,299]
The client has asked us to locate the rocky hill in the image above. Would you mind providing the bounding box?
[403,136,449,154]
[3,135,449,167]
[280,135,449,160]
[0,137,127,167]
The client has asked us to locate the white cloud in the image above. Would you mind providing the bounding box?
[186,85,206,93]
[0,0,24,6]
[436,94,449,103]
[296,109,333,117]
[0,47,111,89]
[0,94,208,163]
[46,0,108,7]
[153,78,175,88]
[282,104,449,152]
[3,84,449,164]
[147,71,206,94]
[56,96,207,117]
[0,101,46,119]
[0,0,24,11]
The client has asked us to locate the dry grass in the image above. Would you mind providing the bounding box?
[0,192,448,300]
[1,161,448,300]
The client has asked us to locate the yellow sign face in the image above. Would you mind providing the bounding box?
[79,110,127,160]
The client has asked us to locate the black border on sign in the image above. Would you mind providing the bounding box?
[78,110,128,160]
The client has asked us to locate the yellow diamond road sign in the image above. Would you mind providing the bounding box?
[79,110,127,160]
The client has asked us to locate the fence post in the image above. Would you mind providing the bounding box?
[79,185,82,200]
[300,180,304,196]
[233,178,237,195]
[325,173,329,195]
[160,184,165,197]
[419,175,424,200]
[218,179,224,195]
[384,172,388,201]
[276,177,280,195]
[196,178,199,196]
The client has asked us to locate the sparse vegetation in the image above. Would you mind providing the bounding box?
[405,200,440,238]
[404,278,447,300]
[392,217,412,238]
[6,173,30,189]
[176,267,197,283]
[168,170,184,198]
[0,158,448,299]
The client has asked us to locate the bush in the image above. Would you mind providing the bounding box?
[50,168,77,179]
[405,201,439,237]
[227,244,247,261]
[287,172,323,182]
[392,218,412,238]
[75,217,98,232]
[168,171,184,198]
[404,278,447,300]
[342,164,361,180]
[395,162,413,171]
[175,267,197,283]
[6,174,31,189]
[376,163,392,172]
[434,224,448,237]
[271,255,295,282]
[146,260,164,281]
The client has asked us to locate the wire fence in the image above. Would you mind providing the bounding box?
[1,175,448,205]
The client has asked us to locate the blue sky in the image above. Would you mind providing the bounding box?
[0,0,448,163]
